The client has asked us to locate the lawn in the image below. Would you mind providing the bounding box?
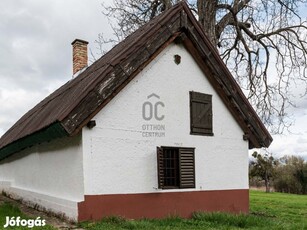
[250,190,307,229]
[0,190,306,229]
[0,202,54,229]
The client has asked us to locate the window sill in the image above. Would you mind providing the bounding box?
[160,186,196,190]
[160,186,180,190]
[190,132,214,136]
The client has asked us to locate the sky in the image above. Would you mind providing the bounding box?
[0,0,113,134]
[0,0,307,159]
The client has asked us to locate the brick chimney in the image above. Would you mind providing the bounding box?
[71,39,88,75]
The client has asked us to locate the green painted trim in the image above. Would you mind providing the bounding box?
[0,122,68,161]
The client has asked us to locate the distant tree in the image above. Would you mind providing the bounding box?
[250,151,276,192]
[294,167,307,194]
[98,0,307,133]
[274,155,307,194]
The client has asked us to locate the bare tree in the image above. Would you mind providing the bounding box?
[98,0,307,133]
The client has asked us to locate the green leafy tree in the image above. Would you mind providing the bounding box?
[294,167,307,194]
[274,155,307,194]
[250,151,276,192]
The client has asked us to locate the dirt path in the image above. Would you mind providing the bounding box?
[0,195,84,229]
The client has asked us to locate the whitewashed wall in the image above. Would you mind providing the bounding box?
[82,43,249,195]
[0,134,84,220]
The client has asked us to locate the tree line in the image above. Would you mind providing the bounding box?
[249,152,307,194]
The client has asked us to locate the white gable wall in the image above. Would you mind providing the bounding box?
[0,135,84,220]
[82,43,249,195]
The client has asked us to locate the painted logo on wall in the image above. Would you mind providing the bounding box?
[142,93,165,121]
[142,93,165,137]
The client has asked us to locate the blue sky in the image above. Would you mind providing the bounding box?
[0,0,307,159]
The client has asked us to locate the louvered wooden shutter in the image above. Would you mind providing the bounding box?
[157,147,164,189]
[190,91,213,135]
[179,148,195,188]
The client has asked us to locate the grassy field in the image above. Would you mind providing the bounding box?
[0,190,306,229]
[0,202,55,229]
[250,190,307,229]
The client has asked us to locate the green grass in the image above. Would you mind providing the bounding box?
[250,190,307,229]
[79,214,283,230]
[0,202,55,229]
[79,190,307,230]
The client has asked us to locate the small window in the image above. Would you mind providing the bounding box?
[157,146,195,189]
[190,91,213,136]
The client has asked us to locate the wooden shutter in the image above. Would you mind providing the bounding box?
[179,148,195,188]
[157,146,164,189]
[190,91,213,135]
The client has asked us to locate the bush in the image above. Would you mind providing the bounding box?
[273,155,307,194]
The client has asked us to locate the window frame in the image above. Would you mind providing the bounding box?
[157,146,195,190]
[189,91,213,136]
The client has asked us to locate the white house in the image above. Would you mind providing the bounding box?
[0,2,272,221]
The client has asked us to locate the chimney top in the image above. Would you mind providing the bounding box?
[72,38,89,75]
[71,39,89,46]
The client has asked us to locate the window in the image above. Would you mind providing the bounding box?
[157,146,195,189]
[190,91,213,136]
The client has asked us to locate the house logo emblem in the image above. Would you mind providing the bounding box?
[141,93,165,138]
[142,93,165,121]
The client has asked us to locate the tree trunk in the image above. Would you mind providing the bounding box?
[265,171,270,193]
[197,0,217,46]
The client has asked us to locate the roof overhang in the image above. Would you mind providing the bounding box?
[0,122,67,161]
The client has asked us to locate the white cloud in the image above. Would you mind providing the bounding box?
[0,0,113,137]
